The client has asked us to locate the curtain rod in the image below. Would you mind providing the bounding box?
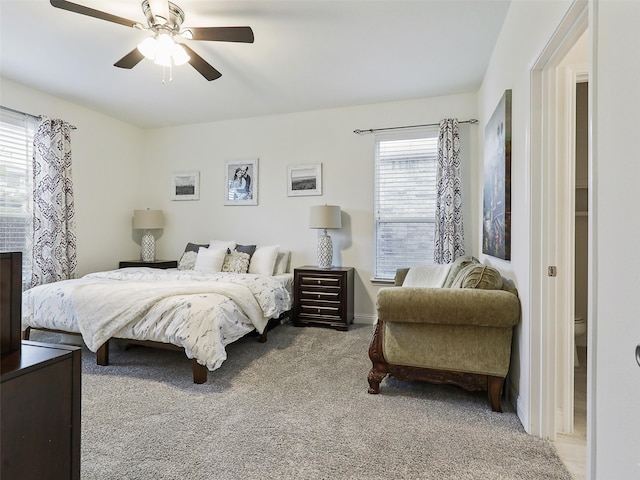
[353,118,477,135]
[1,105,77,130]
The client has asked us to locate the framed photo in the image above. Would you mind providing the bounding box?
[225,159,258,206]
[171,171,199,201]
[482,89,512,260]
[287,163,322,196]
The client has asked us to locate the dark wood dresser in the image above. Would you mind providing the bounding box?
[1,341,81,480]
[293,266,354,331]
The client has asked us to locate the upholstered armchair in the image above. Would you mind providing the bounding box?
[367,258,521,412]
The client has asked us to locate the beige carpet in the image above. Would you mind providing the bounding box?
[31,323,571,480]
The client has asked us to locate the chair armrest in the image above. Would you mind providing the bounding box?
[376,287,520,328]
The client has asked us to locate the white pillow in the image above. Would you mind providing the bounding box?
[273,250,291,275]
[208,240,236,252]
[194,247,227,272]
[403,264,452,288]
[248,245,280,276]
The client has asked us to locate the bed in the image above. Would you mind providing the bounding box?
[22,242,293,383]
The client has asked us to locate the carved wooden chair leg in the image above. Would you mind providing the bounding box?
[22,327,31,340]
[367,321,389,394]
[96,341,109,366]
[192,359,207,384]
[367,367,387,394]
[487,375,504,412]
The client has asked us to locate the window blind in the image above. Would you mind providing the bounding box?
[374,129,438,279]
[0,109,35,281]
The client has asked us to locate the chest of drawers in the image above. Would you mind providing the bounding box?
[293,266,354,331]
[1,342,81,480]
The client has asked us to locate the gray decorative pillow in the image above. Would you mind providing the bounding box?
[178,251,198,270]
[234,244,257,260]
[184,242,209,253]
[221,251,251,274]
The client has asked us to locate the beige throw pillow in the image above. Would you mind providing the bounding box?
[451,264,503,290]
[221,251,251,273]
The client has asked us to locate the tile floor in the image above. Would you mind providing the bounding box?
[553,346,587,479]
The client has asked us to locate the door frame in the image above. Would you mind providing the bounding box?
[528,0,589,440]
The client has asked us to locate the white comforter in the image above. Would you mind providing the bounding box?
[22,268,292,371]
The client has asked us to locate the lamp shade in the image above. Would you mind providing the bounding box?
[309,205,341,230]
[133,209,165,230]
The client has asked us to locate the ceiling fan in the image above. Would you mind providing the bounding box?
[50,0,255,81]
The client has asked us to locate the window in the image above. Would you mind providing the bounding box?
[0,109,35,285]
[374,128,438,279]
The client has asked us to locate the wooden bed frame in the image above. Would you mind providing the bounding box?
[22,312,289,384]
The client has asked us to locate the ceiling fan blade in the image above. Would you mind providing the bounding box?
[114,49,145,69]
[185,26,254,43]
[50,0,138,28]
[179,44,222,81]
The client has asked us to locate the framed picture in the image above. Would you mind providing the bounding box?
[225,159,258,206]
[287,163,322,196]
[171,171,199,201]
[482,89,512,260]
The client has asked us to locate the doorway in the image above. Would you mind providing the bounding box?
[528,0,590,461]
[555,32,589,438]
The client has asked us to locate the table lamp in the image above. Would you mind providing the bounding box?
[133,209,165,262]
[309,205,342,269]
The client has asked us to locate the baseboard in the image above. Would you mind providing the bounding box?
[510,379,528,432]
[353,314,376,325]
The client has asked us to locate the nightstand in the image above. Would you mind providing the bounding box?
[119,260,177,269]
[293,266,354,331]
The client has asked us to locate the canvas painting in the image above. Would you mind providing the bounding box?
[225,159,258,205]
[482,90,512,260]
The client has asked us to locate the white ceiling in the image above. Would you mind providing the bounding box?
[0,0,510,129]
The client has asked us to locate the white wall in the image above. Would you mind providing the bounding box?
[477,0,575,429]
[591,1,640,477]
[479,0,640,476]
[141,94,478,320]
[1,76,478,319]
[0,77,146,275]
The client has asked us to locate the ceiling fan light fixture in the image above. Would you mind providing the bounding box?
[137,36,157,60]
[153,33,174,66]
[172,44,190,66]
[138,33,189,67]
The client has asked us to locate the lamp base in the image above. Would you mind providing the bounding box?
[141,231,156,262]
[317,230,333,269]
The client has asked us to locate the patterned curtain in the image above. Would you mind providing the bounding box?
[434,118,465,264]
[31,117,77,286]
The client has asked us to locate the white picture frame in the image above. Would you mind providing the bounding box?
[171,171,200,201]
[225,159,258,206]
[287,163,322,196]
